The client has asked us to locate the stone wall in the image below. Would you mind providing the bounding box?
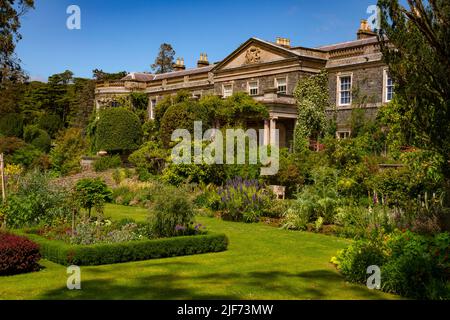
[213,71,307,96]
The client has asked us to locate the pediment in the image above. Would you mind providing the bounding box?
[213,38,298,71]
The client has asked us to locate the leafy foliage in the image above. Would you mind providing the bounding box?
[151,43,176,74]
[94,108,142,153]
[23,125,51,152]
[0,232,41,276]
[0,113,24,137]
[49,128,86,175]
[3,170,72,228]
[378,0,450,172]
[74,178,112,217]
[93,155,122,172]
[217,177,273,223]
[148,185,195,238]
[293,70,331,151]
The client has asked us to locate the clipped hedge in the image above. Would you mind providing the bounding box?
[17,231,228,266]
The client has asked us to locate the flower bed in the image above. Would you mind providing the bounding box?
[14,230,228,266]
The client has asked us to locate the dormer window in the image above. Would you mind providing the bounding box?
[248,81,259,96]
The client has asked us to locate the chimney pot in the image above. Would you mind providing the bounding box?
[357,19,377,39]
[197,52,210,68]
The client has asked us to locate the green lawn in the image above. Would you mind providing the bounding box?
[0,204,398,300]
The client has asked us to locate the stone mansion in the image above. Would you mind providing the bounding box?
[95,20,394,149]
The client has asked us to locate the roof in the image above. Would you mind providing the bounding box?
[120,36,383,83]
[121,73,155,82]
[316,36,379,51]
[121,65,215,82]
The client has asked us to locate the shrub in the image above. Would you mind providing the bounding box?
[112,180,157,207]
[23,125,51,153]
[217,177,272,223]
[265,149,305,197]
[160,100,210,147]
[50,128,87,176]
[128,141,168,175]
[333,239,387,283]
[93,155,122,172]
[10,144,43,168]
[94,108,142,153]
[0,232,41,276]
[149,185,195,238]
[4,170,72,228]
[0,113,23,137]
[37,114,61,138]
[74,178,112,217]
[20,230,228,266]
[0,136,25,154]
[333,231,450,300]
[381,231,449,300]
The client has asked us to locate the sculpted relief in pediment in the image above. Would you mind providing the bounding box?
[220,44,288,70]
[245,46,262,65]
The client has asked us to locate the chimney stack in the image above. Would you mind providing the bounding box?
[357,19,377,40]
[276,37,291,48]
[197,53,210,68]
[173,57,186,71]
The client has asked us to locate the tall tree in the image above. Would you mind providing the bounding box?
[92,69,127,81]
[0,0,34,85]
[378,0,450,165]
[151,43,175,74]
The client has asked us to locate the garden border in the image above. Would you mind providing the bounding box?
[14,231,229,266]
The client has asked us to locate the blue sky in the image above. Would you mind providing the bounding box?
[16,0,379,80]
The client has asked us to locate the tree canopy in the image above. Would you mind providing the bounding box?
[0,0,35,85]
[151,43,176,74]
[378,0,450,165]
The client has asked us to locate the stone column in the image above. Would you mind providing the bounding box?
[264,120,270,145]
[270,117,278,146]
[148,98,153,120]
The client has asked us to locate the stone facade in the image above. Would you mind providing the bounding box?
[95,21,391,148]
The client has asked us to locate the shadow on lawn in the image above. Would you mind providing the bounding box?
[38,264,393,300]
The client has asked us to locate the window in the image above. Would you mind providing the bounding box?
[337,131,351,140]
[111,101,119,108]
[149,99,157,120]
[223,84,233,98]
[248,81,259,96]
[276,78,287,94]
[385,71,394,102]
[338,75,352,106]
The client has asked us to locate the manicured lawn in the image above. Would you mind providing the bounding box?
[0,204,398,300]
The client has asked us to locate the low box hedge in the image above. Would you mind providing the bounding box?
[14,231,228,266]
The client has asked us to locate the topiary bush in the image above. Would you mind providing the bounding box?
[0,232,41,276]
[94,108,142,153]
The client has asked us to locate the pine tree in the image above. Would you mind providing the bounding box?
[151,43,176,74]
